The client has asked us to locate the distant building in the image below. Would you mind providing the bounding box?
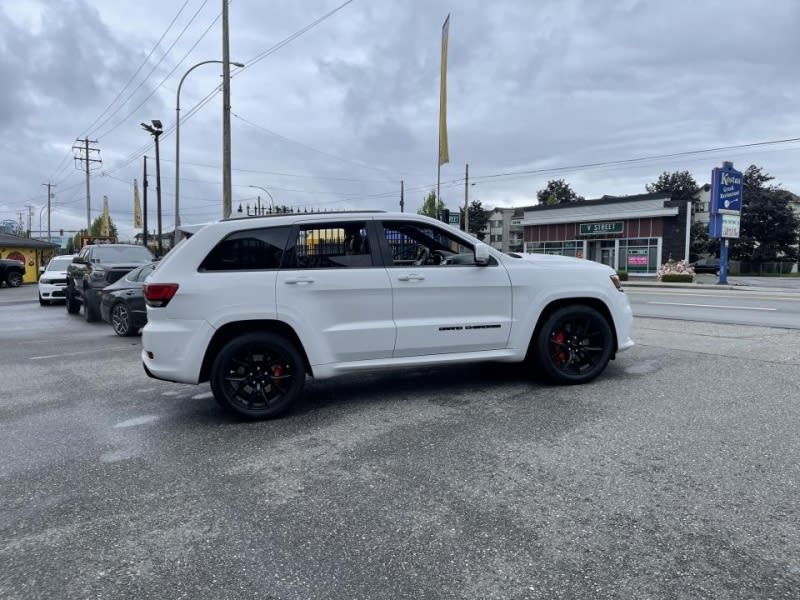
[486,207,524,253]
[521,192,691,276]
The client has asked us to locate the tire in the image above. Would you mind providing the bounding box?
[111,302,134,336]
[6,271,23,287]
[66,285,80,314]
[39,294,47,306]
[210,332,306,420]
[84,291,100,322]
[534,305,614,385]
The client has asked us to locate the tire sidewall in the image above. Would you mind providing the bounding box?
[8,272,22,287]
[210,332,305,420]
[536,306,613,385]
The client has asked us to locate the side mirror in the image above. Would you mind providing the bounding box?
[72,256,86,265]
[474,242,491,266]
[39,266,46,274]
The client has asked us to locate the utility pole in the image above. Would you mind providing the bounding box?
[464,163,469,234]
[73,138,101,231]
[222,0,233,219]
[25,204,34,238]
[400,180,404,212]
[143,156,149,250]
[42,183,55,241]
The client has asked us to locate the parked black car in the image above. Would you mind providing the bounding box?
[0,258,25,288]
[691,257,721,274]
[100,262,157,336]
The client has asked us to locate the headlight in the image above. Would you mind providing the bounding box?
[91,268,106,280]
[40,278,51,284]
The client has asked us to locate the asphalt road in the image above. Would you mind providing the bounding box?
[2,284,800,599]
[627,286,800,329]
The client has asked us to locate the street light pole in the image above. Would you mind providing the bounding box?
[175,59,243,240]
[247,185,275,212]
[141,121,164,257]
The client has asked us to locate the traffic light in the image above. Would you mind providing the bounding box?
[59,229,64,237]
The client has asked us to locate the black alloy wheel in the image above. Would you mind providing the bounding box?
[7,272,23,287]
[111,302,134,336]
[535,305,613,384]
[210,332,305,420]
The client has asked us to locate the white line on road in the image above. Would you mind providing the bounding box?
[648,301,777,311]
[30,346,131,360]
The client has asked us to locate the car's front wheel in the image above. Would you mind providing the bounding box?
[65,285,80,314]
[111,302,134,336]
[38,293,47,306]
[6,272,23,287]
[534,305,614,384]
[210,332,306,420]
[84,290,100,322]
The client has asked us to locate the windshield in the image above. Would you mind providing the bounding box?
[46,257,74,271]
[91,246,153,262]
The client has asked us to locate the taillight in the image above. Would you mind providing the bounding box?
[144,283,179,307]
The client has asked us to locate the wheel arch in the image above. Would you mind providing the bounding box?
[527,297,618,361]
[199,320,312,383]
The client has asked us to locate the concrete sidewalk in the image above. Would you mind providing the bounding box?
[624,274,800,293]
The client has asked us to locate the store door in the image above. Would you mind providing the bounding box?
[600,247,615,268]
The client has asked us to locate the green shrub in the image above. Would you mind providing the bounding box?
[616,270,629,281]
[660,273,694,283]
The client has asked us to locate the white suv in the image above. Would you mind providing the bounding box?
[142,212,634,419]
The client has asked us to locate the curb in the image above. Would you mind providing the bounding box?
[623,281,799,293]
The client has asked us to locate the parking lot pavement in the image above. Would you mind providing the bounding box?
[1,284,799,599]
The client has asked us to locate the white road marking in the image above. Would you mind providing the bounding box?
[113,415,160,428]
[648,301,777,311]
[30,346,130,360]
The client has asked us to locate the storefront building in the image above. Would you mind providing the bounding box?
[521,192,691,276]
[0,233,60,283]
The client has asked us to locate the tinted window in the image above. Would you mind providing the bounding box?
[199,226,290,271]
[90,246,154,263]
[283,221,372,269]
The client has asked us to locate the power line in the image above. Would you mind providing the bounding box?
[94,2,218,140]
[103,1,358,176]
[47,1,195,182]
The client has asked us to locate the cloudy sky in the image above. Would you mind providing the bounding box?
[1,0,799,240]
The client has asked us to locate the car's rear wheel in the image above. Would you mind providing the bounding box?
[210,332,305,420]
[111,302,134,336]
[7,272,23,287]
[66,285,80,314]
[535,305,614,384]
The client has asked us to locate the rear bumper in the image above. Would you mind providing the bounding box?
[141,317,214,384]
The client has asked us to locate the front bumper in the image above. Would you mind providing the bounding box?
[38,282,67,300]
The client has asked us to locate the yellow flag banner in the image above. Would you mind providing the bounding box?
[438,14,450,167]
[133,179,142,228]
[101,196,110,237]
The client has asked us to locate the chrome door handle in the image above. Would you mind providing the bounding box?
[284,277,314,285]
[398,273,425,282]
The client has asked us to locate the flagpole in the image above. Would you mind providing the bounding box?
[437,14,450,222]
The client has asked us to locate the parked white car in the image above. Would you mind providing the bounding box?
[142,212,634,419]
[38,255,75,305]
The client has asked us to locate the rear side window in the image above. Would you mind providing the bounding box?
[199,226,290,271]
[283,221,372,269]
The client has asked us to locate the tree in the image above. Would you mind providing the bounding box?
[89,215,118,239]
[729,165,799,263]
[417,190,445,218]
[467,200,488,240]
[536,179,583,205]
[646,171,700,206]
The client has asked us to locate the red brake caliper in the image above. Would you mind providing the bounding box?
[552,331,566,363]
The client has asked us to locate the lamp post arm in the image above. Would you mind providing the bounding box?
[175,59,243,238]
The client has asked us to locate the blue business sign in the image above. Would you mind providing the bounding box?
[710,163,743,215]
